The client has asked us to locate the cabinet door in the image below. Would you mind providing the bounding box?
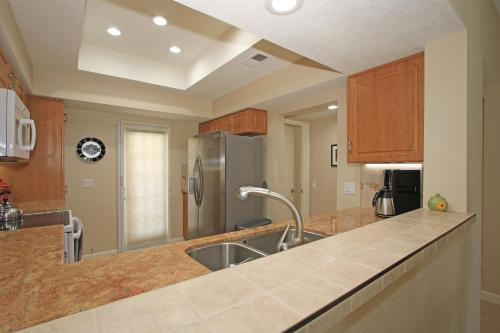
[215,117,232,132]
[0,96,65,208]
[248,109,267,135]
[199,120,216,134]
[230,111,249,134]
[347,53,424,163]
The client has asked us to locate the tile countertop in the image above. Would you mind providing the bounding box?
[14,209,476,333]
[0,207,378,333]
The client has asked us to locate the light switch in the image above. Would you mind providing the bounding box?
[82,178,94,188]
[311,180,318,189]
[344,182,356,195]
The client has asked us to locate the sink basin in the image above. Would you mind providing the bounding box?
[245,229,328,254]
[187,242,267,271]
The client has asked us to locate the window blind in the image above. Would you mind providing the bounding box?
[124,129,168,248]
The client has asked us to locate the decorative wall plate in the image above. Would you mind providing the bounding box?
[76,137,105,163]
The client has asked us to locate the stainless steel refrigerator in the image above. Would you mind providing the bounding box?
[187,131,265,239]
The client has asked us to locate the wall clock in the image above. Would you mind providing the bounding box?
[76,137,105,163]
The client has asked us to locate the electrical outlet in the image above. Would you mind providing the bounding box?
[82,178,94,188]
[344,182,356,195]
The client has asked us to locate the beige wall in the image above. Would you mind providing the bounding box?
[64,107,197,255]
[483,83,500,296]
[335,88,362,210]
[423,31,468,212]
[260,82,360,222]
[447,0,500,303]
[308,114,338,215]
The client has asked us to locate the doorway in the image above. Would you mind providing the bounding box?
[284,120,310,217]
[118,122,169,252]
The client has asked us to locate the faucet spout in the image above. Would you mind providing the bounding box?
[236,186,304,250]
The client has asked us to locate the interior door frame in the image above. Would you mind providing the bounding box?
[284,119,310,218]
[117,121,170,253]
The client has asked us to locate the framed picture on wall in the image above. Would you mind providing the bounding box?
[331,144,338,167]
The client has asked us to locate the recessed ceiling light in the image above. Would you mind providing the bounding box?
[265,0,304,15]
[169,46,181,54]
[152,16,168,26]
[328,105,338,110]
[106,27,121,37]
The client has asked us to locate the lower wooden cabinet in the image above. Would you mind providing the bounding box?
[199,108,267,136]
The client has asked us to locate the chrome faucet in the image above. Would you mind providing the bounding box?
[236,186,304,251]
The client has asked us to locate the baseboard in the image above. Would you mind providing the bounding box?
[82,249,118,260]
[481,290,500,305]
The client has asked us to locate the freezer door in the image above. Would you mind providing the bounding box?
[187,136,199,239]
[225,134,265,232]
[198,132,225,237]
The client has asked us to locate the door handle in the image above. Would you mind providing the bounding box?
[18,119,36,151]
[348,139,353,153]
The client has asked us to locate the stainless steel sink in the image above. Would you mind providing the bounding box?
[244,229,328,254]
[187,242,267,271]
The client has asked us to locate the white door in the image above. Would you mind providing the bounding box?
[284,124,302,210]
[119,123,169,252]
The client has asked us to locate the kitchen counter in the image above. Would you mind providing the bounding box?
[14,208,475,333]
[16,200,65,214]
[0,207,378,332]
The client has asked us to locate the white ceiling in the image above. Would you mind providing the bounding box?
[285,102,338,121]
[8,0,85,69]
[83,0,232,68]
[8,0,329,98]
[174,0,465,74]
[188,40,304,98]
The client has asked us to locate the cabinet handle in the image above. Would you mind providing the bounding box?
[348,139,353,153]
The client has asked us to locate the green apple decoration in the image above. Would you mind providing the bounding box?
[428,194,448,212]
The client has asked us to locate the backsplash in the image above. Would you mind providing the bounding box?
[360,164,423,207]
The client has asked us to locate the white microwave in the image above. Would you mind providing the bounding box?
[0,88,36,161]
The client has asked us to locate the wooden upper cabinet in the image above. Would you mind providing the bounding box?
[199,108,267,136]
[347,53,424,163]
[0,96,65,209]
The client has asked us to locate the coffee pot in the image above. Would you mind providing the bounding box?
[0,189,23,231]
[372,170,395,218]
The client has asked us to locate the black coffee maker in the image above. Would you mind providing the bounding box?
[374,170,421,217]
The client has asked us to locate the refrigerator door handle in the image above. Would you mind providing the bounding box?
[198,157,204,204]
[193,157,201,207]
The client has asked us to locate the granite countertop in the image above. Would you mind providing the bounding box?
[0,207,378,333]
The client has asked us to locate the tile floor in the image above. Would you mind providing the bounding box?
[482,301,500,333]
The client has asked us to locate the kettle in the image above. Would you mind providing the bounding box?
[372,187,395,218]
[0,189,23,231]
